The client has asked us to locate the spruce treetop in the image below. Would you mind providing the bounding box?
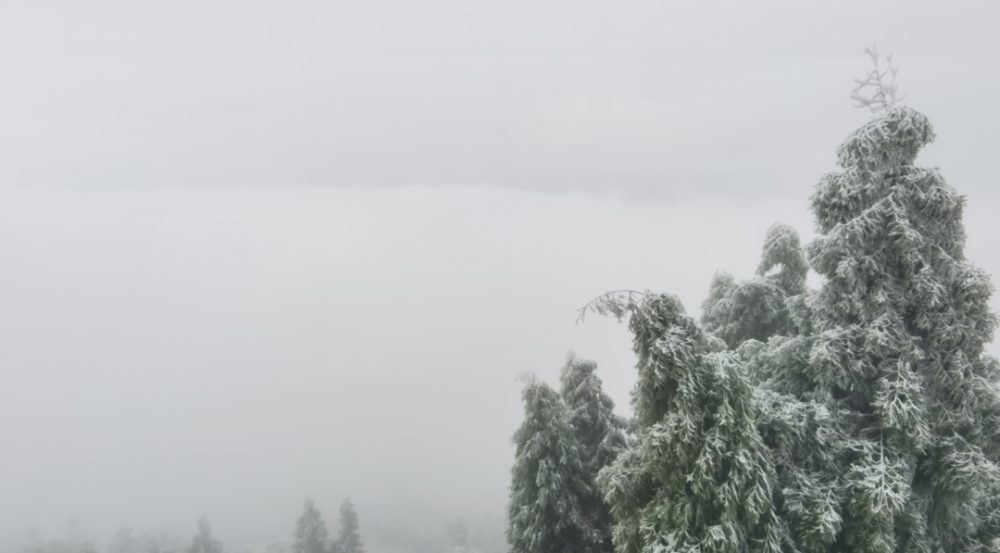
[758,223,809,297]
[559,353,629,475]
[700,223,808,349]
[558,353,629,553]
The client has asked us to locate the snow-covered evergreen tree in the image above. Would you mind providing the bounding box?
[765,57,1000,553]
[293,499,329,553]
[578,46,1000,553]
[701,223,809,349]
[507,374,602,553]
[559,353,629,553]
[583,292,782,553]
[745,48,1000,553]
[335,498,363,553]
[186,519,222,553]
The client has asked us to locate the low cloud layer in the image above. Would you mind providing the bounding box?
[0,184,997,548]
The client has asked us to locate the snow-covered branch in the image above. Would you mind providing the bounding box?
[850,44,907,113]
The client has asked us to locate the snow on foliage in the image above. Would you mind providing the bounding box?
[578,290,647,324]
[591,294,783,553]
[701,223,809,349]
[507,375,603,553]
[785,96,1000,552]
[851,45,907,114]
[578,49,1000,553]
[560,354,630,477]
[758,224,809,298]
[559,354,630,553]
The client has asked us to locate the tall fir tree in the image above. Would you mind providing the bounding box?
[757,48,1000,553]
[293,499,329,553]
[583,292,782,553]
[558,353,629,553]
[335,498,364,553]
[186,518,222,553]
[507,374,603,553]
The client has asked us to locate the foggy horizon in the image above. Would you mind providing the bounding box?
[2,2,999,553]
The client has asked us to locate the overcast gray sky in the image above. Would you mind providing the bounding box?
[1,1,999,551]
[2,1,1000,197]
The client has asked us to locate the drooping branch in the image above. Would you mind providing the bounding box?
[576,290,647,323]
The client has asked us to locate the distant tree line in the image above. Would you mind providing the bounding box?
[9,498,506,553]
[12,499,364,553]
[293,497,363,553]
